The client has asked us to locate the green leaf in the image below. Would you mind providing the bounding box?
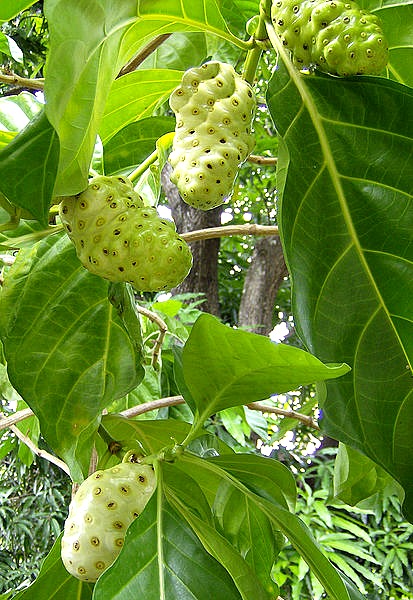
[208,453,297,511]
[212,481,281,596]
[183,453,352,600]
[93,480,242,600]
[0,234,144,480]
[0,92,43,133]
[103,116,175,176]
[375,3,413,87]
[267,54,413,519]
[12,535,94,600]
[334,443,405,506]
[182,313,350,423]
[0,1,38,21]
[0,111,59,224]
[173,497,274,600]
[100,415,192,455]
[43,0,140,195]
[100,69,183,144]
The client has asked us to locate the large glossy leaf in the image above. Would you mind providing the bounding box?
[12,535,93,600]
[0,110,59,224]
[182,453,353,600]
[182,313,350,424]
[93,482,242,600]
[266,40,413,518]
[43,0,140,195]
[0,234,144,480]
[100,69,182,144]
[212,481,281,596]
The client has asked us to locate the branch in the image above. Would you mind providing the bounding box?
[117,34,172,78]
[248,154,278,166]
[0,408,34,431]
[0,71,45,91]
[120,395,185,419]
[9,424,71,476]
[246,402,320,430]
[136,304,168,367]
[181,223,279,243]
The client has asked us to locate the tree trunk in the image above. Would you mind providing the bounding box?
[161,164,222,317]
[238,236,287,335]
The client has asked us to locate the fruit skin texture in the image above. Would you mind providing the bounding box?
[61,462,156,582]
[271,0,389,76]
[168,61,256,210]
[59,175,192,292]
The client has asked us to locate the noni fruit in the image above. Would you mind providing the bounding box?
[271,0,388,76]
[59,175,192,292]
[61,462,156,582]
[168,61,256,210]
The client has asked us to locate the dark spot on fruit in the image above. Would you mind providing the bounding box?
[117,177,126,184]
[205,148,211,153]
[113,229,121,235]
[278,19,284,26]
[115,539,124,547]
[73,541,80,551]
[113,521,124,529]
[118,266,124,272]
[96,561,105,570]
[207,163,212,169]
[90,537,100,546]
[94,487,102,495]
[220,138,226,143]
[66,224,72,232]
[120,485,129,494]
[78,566,86,574]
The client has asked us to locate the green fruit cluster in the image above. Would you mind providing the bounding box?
[59,175,192,292]
[271,0,388,76]
[168,61,256,210]
[61,462,156,582]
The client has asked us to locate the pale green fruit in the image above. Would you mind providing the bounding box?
[271,0,388,75]
[61,463,156,582]
[168,61,256,210]
[59,175,192,292]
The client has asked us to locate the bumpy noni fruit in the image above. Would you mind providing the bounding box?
[59,175,192,291]
[271,0,388,76]
[168,61,256,210]
[61,462,156,582]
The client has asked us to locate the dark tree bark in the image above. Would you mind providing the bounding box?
[161,164,222,317]
[238,236,288,335]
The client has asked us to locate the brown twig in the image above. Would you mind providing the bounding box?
[136,304,168,367]
[181,223,279,243]
[0,71,45,91]
[9,424,71,475]
[247,401,320,430]
[117,34,172,78]
[0,408,34,431]
[120,395,185,419]
[248,154,278,166]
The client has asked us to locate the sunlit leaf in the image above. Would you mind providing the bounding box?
[182,313,350,423]
[0,235,144,480]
